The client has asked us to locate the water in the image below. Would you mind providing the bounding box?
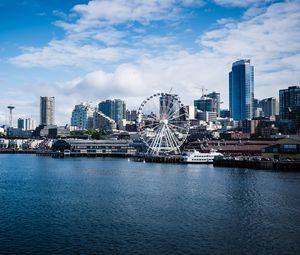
[0,154,300,255]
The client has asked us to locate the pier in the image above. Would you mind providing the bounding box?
[214,157,300,171]
[132,154,182,163]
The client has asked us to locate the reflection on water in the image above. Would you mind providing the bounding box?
[0,155,299,254]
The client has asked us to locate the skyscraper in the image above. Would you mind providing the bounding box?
[206,91,220,116]
[98,99,126,122]
[18,118,24,129]
[159,94,180,119]
[229,59,254,120]
[194,91,220,116]
[113,99,126,123]
[17,117,36,130]
[40,96,55,125]
[279,86,300,129]
[71,103,95,130]
[260,97,279,117]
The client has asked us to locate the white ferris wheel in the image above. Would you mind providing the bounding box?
[137,93,190,155]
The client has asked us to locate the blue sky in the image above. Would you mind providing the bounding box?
[1,0,299,125]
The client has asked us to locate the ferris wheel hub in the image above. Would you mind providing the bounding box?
[160,119,168,125]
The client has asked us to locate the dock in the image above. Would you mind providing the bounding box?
[213,157,300,171]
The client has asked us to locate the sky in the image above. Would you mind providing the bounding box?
[0,0,300,125]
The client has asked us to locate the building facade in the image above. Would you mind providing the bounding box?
[229,59,254,120]
[159,94,180,119]
[93,111,116,131]
[98,99,126,123]
[126,110,138,122]
[40,96,55,125]
[260,97,279,117]
[279,86,300,130]
[194,91,220,116]
[18,117,37,131]
[71,103,95,130]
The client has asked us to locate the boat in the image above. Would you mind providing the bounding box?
[181,149,223,164]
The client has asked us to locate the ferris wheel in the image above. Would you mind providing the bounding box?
[137,93,190,155]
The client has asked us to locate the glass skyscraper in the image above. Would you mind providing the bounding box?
[279,86,300,129]
[98,99,126,123]
[229,59,254,120]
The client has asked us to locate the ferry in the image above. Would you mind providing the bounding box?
[181,149,223,164]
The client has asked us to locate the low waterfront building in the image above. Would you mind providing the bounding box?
[262,138,300,160]
[7,128,33,138]
[52,139,137,156]
[34,125,70,138]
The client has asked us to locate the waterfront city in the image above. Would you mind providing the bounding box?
[1,1,300,254]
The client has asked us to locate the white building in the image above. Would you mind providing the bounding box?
[71,103,95,130]
[185,105,196,120]
[197,111,217,122]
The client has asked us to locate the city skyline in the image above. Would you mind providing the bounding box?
[1,0,300,125]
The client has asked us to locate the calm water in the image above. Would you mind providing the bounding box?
[0,155,300,255]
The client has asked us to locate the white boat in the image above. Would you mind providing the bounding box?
[181,149,223,163]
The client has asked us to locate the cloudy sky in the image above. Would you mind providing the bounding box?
[1,0,299,125]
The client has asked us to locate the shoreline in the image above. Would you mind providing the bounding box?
[1,150,299,171]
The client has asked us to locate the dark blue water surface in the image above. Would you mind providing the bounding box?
[0,154,300,254]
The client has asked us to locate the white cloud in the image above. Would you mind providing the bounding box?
[4,0,300,125]
[9,40,136,68]
[213,0,267,8]
[198,0,300,98]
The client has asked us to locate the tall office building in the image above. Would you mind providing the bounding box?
[194,92,220,116]
[40,97,55,125]
[17,118,25,129]
[229,59,254,120]
[98,99,126,123]
[18,117,36,130]
[260,97,279,117]
[160,94,180,119]
[126,110,138,122]
[114,99,126,123]
[71,103,95,130]
[206,92,220,116]
[279,86,300,129]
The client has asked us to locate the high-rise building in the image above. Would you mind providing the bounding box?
[194,97,214,112]
[40,97,55,125]
[220,109,230,118]
[98,99,126,122]
[194,91,220,116]
[17,117,36,130]
[229,59,254,120]
[260,97,279,117]
[197,111,217,122]
[18,118,24,129]
[126,110,138,122]
[71,103,95,130]
[93,111,116,131]
[206,91,220,116]
[279,86,300,129]
[159,94,180,119]
[114,99,126,123]
[185,105,195,120]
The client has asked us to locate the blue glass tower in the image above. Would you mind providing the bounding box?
[98,99,126,122]
[229,59,254,120]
